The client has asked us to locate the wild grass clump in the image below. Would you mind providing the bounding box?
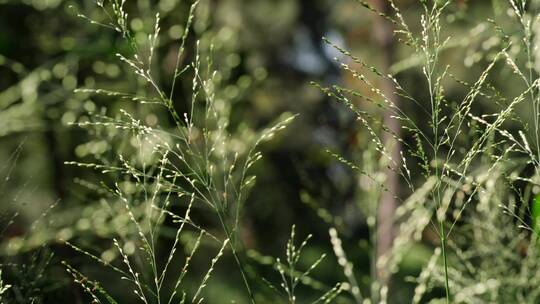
[3,0,540,303]
[315,0,540,303]
[252,225,344,304]
[0,144,63,303]
[63,0,295,302]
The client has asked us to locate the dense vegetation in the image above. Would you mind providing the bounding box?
[2,0,540,303]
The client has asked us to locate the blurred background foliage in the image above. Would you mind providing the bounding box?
[0,0,538,303]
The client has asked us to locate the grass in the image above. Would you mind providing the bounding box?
[315,0,540,302]
[65,0,296,302]
[2,0,540,303]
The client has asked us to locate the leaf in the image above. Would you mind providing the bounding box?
[532,194,540,236]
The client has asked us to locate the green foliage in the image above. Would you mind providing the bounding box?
[318,0,540,303]
[3,0,540,303]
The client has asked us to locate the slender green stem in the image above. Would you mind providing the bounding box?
[440,221,450,304]
[215,209,256,304]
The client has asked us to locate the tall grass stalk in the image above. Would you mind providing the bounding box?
[66,1,296,302]
[316,0,540,302]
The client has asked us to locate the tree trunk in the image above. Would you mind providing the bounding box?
[371,0,400,289]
